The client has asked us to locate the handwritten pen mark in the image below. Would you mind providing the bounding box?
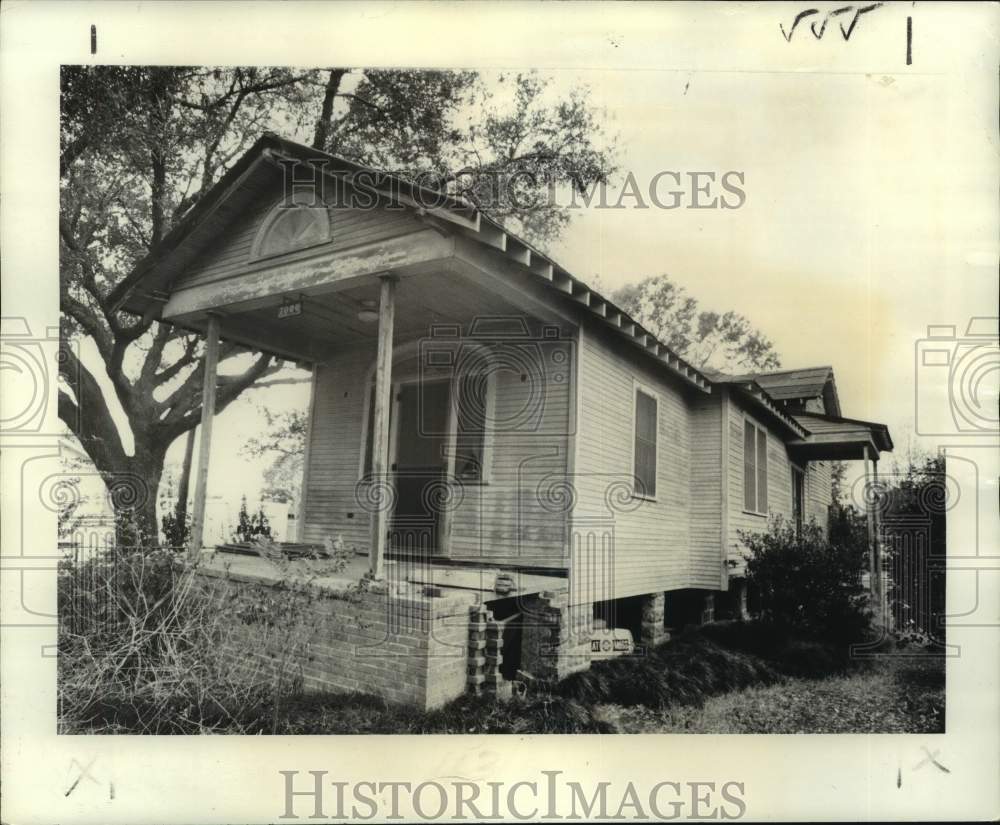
[65,756,98,797]
[906,15,913,64]
[897,765,902,788]
[913,747,951,774]
[90,25,96,55]
[839,3,883,41]
[811,6,852,39]
[782,3,883,42]
[780,9,819,42]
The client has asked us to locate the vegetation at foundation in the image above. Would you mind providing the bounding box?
[600,654,944,734]
[58,549,346,734]
[60,600,943,734]
[740,517,873,645]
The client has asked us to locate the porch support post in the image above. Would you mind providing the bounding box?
[863,444,877,597]
[871,453,884,616]
[369,274,397,579]
[188,314,221,561]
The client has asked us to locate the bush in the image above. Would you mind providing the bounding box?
[57,547,325,734]
[741,517,872,645]
[233,496,272,542]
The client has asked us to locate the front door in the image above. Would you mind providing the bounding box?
[390,379,450,555]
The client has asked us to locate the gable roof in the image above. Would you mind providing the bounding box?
[114,132,712,393]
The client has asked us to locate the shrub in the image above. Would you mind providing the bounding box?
[233,496,272,542]
[58,545,324,734]
[741,517,872,645]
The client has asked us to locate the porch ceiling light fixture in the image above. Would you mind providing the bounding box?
[357,299,379,323]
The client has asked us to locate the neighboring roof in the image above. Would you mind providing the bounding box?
[114,132,712,393]
[708,365,841,417]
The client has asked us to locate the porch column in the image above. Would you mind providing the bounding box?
[871,453,884,617]
[369,274,397,579]
[863,444,877,598]
[188,314,220,561]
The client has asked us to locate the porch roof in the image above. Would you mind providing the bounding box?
[112,132,712,393]
[787,411,894,461]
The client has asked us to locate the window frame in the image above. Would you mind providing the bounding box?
[249,193,332,263]
[630,382,660,501]
[449,368,496,486]
[358,371,496,486]
[742,415,769,517]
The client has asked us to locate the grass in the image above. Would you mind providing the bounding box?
[598,656,945,734]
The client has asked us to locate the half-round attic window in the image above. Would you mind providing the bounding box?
[250,193,331,260]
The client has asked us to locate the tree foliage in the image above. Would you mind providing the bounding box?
[242,409,308,505]
[612,274,781,373]
[879,455,947,641]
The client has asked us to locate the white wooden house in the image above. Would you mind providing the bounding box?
[116,134,893,707]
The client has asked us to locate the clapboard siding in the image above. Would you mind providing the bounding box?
[300,345,374,549]
[300,325,572,569]
[173,180,423,292]
[806,460,831,531]
[571,322,694,601]
[689,395,724,589]
[726,398,821,570]
[446,325,573,567]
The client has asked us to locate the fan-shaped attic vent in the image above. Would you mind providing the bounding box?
[250,191,331,261]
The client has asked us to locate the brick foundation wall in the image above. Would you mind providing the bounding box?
[520,591,591,682]
[194,569,474,710]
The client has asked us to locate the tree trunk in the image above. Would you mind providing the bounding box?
[107,442,166,552]
[312,68,347,150]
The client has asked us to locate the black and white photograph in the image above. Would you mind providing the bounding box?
[1,2,997,823]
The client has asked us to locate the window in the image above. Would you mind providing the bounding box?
[743,419,768,514]
[454,371,491,482]
[633,388,658,498]
[251,193,331,260]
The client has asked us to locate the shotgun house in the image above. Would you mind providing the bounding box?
[116,133,892,709]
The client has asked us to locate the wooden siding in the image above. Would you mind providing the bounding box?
[299,324,573,570]
[301,345,374,550]
[571,322,694,602]
[806,460,832,531]
[689,395,724,589]
[726,397,832,569]
[726,398,793,570]
[446,339,573,566]
[173,179,424,294]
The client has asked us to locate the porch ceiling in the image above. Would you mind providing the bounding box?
[186,267,540,362]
